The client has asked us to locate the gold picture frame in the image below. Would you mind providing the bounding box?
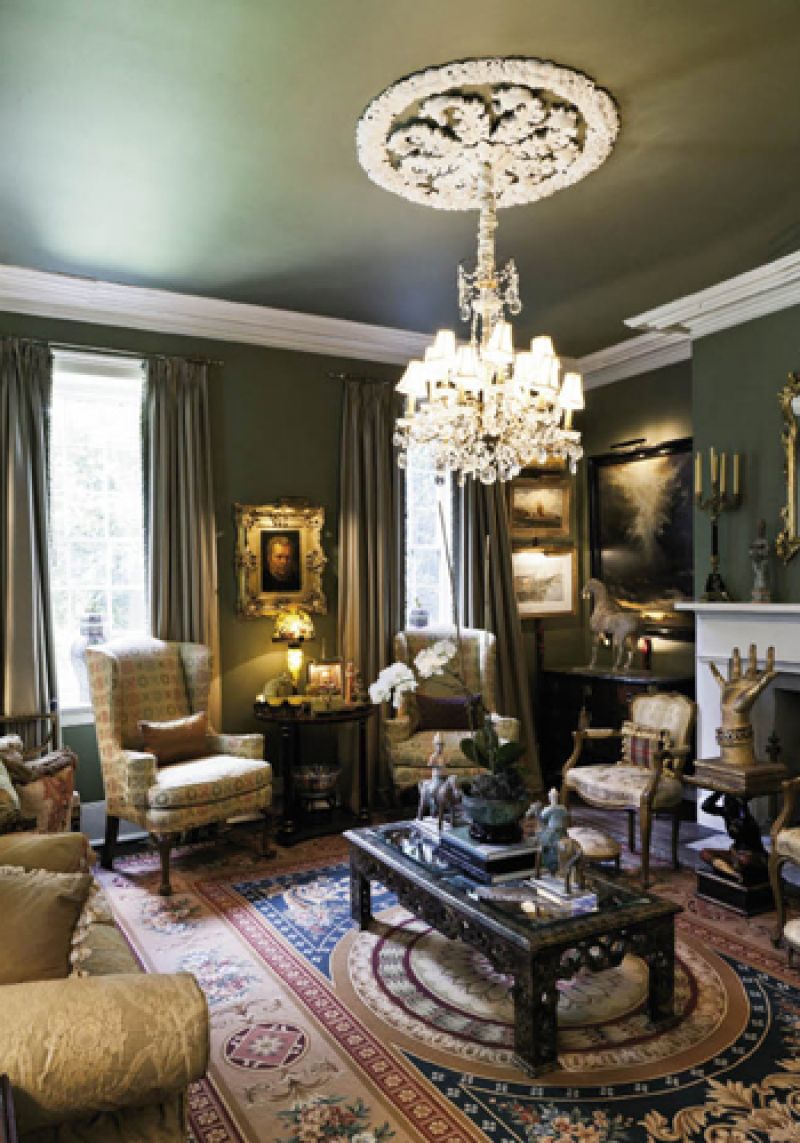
[776,371,800,563]
[234,500,327,618]
[512,547,577,618]
[509,471,572,541]
[307,658,344,696]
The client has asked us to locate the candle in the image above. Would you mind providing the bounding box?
[710,446,718,485]
[695,450,702,496]
[733,453,740,495]
[720,452,727,495]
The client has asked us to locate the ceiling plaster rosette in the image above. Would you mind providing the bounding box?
[357,57,620,211]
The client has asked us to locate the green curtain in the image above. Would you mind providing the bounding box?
[338,378,403,808]
[456,478,542,794]
[144,357,221,727]
[0,337,55,717]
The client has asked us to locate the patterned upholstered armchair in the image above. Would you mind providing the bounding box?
[561,691,696,887]
[770,776,800,961]
[87,637,272,895]
[385,627,520,795]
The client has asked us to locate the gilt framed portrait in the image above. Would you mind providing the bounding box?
[512,548,577,618]
[588,437,693,635]
[234,500,327,618]
[509,471,572,541]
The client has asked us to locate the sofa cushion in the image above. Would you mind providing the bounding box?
[415,692,483,732]
[114,639,191,749]
[621,721,669,768]
[147,753,271,810]
[140,711,209,765]
[0,865,93,983]
[0,831,94,873]
[776,827,800,863]
[564,764,683,809]
[388,729,483,770]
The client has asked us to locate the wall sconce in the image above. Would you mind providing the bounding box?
[272,605,315,692]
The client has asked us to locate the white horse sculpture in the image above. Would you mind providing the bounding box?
[583,578,641,672]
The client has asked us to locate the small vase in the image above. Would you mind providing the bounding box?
[70,612,107,704]
[408,606,429,629]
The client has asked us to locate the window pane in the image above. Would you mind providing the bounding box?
[49,354,146,709]
[404,446,454,627]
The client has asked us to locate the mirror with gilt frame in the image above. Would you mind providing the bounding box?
[776,371,800,563]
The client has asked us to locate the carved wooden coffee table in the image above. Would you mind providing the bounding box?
[345,823,681,1076]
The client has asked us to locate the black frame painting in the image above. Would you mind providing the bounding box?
[588,437,694,637]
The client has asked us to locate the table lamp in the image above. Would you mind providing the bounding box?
[272,605,315,692]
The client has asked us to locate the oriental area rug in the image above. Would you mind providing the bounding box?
[95,833,800,1143]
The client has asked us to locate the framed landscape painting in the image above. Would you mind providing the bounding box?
[588,437,693,636]
[509,471,572,541]
[512,548,577,618]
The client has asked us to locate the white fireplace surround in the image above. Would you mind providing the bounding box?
[677,602,800,824]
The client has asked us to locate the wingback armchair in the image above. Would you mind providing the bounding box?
[87,637,272,895]
[770,776,800,960]
[561,691,696,887]
[385,627,520,795]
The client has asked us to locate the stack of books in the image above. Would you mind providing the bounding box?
[416,820,540,884]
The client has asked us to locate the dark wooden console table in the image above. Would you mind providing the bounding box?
[254,701,376,845]
[346,822,681,1076]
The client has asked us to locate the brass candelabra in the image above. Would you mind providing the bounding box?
[695,447,742,601]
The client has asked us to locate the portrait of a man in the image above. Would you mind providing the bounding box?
[261,530,301,593]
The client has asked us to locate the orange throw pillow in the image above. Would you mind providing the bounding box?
[139,711,208,766]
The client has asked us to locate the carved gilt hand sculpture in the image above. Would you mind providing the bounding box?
[709,644,776,767]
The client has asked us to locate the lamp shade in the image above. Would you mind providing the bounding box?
[396,360,429,397]
[484,320,514,365]
[273,605,315,642]
[559,371,585,411]
[528,336,559,391]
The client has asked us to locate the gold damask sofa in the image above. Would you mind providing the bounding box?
[0,831,208,1141]
[87,638,272,895]
[385,627,519,794]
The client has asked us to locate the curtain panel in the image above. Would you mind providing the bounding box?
[456,478,542,794]
[0,338,55,717]
[338,378,403,807]
[144,358,221,727]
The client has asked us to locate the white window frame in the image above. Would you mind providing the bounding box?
[403,447,455,629]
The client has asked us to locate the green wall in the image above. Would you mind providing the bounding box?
[540,358,694,676]
[692,302,800,603]
[0,310,398,800]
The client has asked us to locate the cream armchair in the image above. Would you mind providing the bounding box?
[385,628,519,795]
[561,691,696,887]
[87,637,272,895]
[770,776,800,960]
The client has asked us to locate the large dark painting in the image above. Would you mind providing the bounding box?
[589,438,693,636]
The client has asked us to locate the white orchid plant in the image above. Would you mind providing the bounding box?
[369,639,458,708]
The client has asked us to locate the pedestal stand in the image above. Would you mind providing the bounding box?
[686,758,787,915]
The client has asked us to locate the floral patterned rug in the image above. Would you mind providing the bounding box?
[96,831,800,1143]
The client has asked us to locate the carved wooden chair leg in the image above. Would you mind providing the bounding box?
[154,833,177,896]
[261,809,276,858]
[639,803,653,889]
[769,853,787,947]
[670,810,681,870]
[102,814,120,871]
[627,809,637,853]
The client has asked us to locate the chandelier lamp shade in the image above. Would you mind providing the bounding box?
[357,57,619,484]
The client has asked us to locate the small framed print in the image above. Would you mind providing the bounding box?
[234,500,327,618]
[512,548,577,618]
[306,658,344,695]
[509,472,572,541]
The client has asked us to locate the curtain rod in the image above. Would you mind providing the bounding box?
[1,335,222,367]
[327,370,398,383]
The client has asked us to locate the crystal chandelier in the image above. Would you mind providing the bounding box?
[357,58,620,484]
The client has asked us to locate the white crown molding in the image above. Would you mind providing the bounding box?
[0,263,429,366]
[625,251,800,339]
[576,330,691,390]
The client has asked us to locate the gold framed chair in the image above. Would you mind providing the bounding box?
[561,691,696,887]
[770,775,800,961]
[87,637,273,895]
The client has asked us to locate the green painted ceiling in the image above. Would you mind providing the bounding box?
[1,0,799,356]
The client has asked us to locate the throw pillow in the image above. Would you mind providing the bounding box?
[621,721,672,768]
[415,693,484,732]
[0,865,93,984]
[16,751,77,833]
[139,710,209,765]
[0,831,95,874]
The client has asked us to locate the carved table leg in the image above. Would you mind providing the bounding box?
[350,859,372,930]
[644,917,676,1027]
[512,952,561,1076]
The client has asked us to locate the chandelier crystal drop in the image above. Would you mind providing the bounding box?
[357,57,620,484]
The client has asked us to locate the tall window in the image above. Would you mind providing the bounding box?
[404,446,454,626]
[49,351,147,710]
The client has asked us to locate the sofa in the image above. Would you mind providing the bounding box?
[0,831,209,1141]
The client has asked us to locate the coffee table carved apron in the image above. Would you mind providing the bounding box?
[346,824,681,1076]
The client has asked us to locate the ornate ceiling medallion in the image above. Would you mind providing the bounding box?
[356,56,619,211]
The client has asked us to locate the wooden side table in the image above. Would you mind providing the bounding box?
[685,757,787,915]
[254,701,377,845]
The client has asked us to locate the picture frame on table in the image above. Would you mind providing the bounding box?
[234,500,327,618]
[512,547,577,618]
[509,470,572,542]
[588,437,693,636]
[306,658,344,696]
